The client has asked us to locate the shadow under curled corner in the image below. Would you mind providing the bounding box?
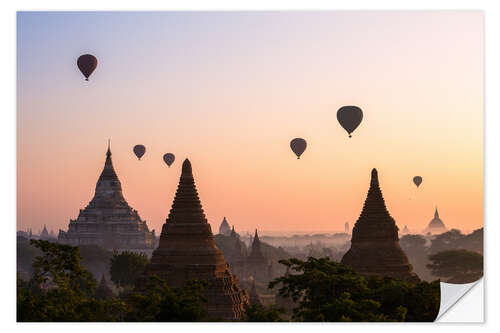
[435,278,484,322]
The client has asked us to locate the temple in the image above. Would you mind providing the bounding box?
[246,229,273,282]
[425,208,447,234]
[40,225,50,240]
[58,144,155,250]
[95,275,115,300]
[219,217,231,236]
[148,159,249,320]
[341,169,419,282]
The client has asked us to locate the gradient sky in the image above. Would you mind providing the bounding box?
[17,11,483,235]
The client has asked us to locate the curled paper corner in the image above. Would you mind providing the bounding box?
[436,278,484,322]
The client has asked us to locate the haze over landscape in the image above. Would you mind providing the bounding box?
[17,11,483,235]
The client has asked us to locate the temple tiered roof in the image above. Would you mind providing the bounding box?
[219,217,231,235]
[148,159,249,320]
[341,169,419,282]
[58,144,154,250]
[248,229,266,264]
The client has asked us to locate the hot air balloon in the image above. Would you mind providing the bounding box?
[413,176,423,188]
[133,145,146,160]
[77,54,98,81]
[337,106,363,138]
[290,138,307,159]
[163,153,175,167]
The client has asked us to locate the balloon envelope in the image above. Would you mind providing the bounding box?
[290,138,307,159]
[337,106,363,138]
[163,153,175,167]
[77,54,98,81]
[133,145,146,160]
[413,176,423,187]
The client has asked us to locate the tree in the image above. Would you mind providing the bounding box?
[427,249,483,283]
[269,257,440,322]
[110,251,149,288]
[79,245,114,280]
[428,229,464,254]
[17,240,125,322]
[124,275,207,321]
[400,234,434,281]
[244,303,285,322]
[17,237,42,279]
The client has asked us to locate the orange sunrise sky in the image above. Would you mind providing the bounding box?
[17,11,483,235]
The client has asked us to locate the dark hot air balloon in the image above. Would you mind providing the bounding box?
[337,106,363,138]
[77,54,98,81]
[133,145,146,160]
[163,153,175,167]
[290,138,307,159]
[413,176,423,188]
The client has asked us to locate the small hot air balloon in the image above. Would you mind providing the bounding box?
[290,138,307,159]
[413,176,423,188]
[77,54,98,81]
[337,106,363,138]
[133,145,146,160]
[163,153,175,167]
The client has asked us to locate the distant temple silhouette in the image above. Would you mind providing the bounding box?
[58,144,155,250]
[219,216,231,236]
[40,225,50,240]
[425,207,447,234]
[341,169,419,282]
[220,227,274,283]
[148,159,249,320]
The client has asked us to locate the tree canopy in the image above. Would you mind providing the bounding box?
[427,249,483,283]
[110,251,149,288]
[269,257,440,322]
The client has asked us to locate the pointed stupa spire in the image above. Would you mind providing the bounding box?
[356,168,392,227]
[230,225,236,237]
[341,168,419,282]
[426,206,446,234]
[95,275,114,300]
[248,229,266,264]
[219,216,231,235]
[253,229,261,246]
[87,142,127,208]
[149,158,249,319]
[166,159,208,224]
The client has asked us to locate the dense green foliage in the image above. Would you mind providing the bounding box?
[17,240,442,322]
[427,249,483,283]
[244,303,285,322]
[16,237,42,279]
[17,241,209,322]
[269,257,440,322]
[79,245,113,279]
[110,251,149,287]
[124,275,207,321]
[17,240,125,321]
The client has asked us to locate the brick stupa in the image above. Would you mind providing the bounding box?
[148,159,249,320]
[341,169,419,282]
